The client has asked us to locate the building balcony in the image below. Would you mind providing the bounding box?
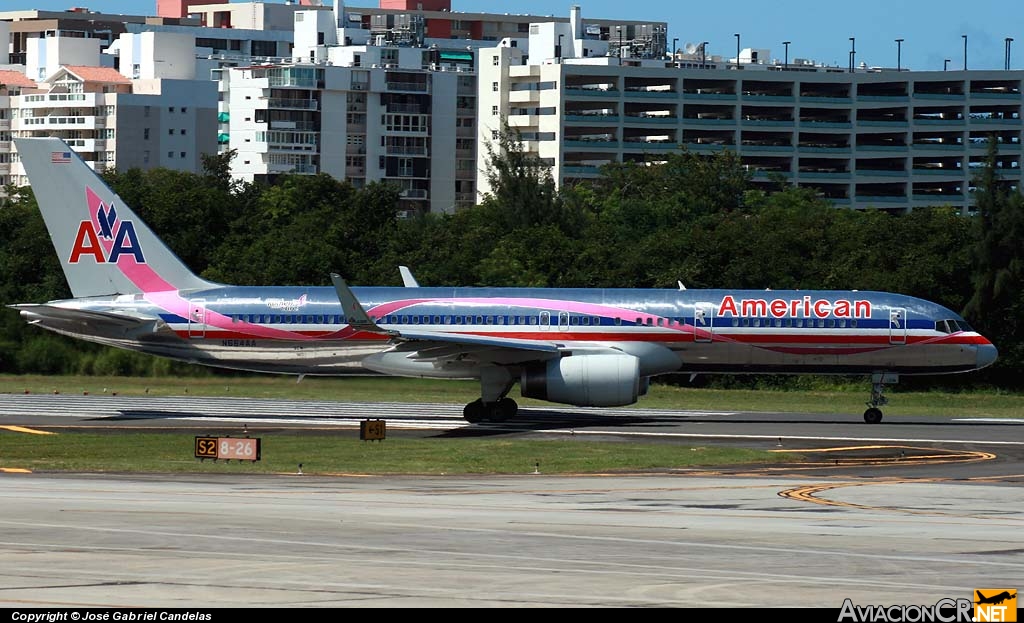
[562,165,601,175]
[969,117,1023,125]
[622,90,679,99]
[622,140,678,149]
[682,92,737,101]
[740,94,794,103]
[386,82,429,92]
[345,166,366,178]
[968,91,1022,100]
[752,170,794,178]
[798,120,852,129]
[509,90,541,103]
[914,143,965,150]
[386,145,428,156]
[266,98,318,110]
[564,88,619,98]
[912,118,966,125]
[797,171,849,179]
[912,93,966,101]
[798,146,851,153]
[857,95,909,102]
[855,144,909,152]
[911,168,964,176]
[741,119,794,127]
[856,195,908,203]
[622,115,675,124]
[855,169,908,177]
[682,118,736,126]
[799,96,853,105]
[911,194,963,202]
[268,163,317,174]
[739,144,794,152]
[683,142,732,152]
[857,120,909,127]
[270,120,318,131]
[508,114,538,127]
[65,138,106,152]
[564,139,619,148]
[566,114,620,123]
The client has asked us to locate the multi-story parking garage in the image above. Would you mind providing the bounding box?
[479,35,1022,214]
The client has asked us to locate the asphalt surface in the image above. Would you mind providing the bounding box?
[0,394,1021,607]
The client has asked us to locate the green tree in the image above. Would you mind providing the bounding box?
[963,138,1024,374]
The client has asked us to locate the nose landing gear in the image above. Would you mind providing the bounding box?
[864,372,897,424]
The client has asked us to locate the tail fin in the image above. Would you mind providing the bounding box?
[15,137,215,298]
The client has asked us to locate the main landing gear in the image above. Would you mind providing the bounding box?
[863,372,897,424]
[463,367,518,424]
[463,397,518,423]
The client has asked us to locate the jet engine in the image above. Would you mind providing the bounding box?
[521,354,640,407]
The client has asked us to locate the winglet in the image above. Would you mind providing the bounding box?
[399,266,420,287]
[329,273,394,335]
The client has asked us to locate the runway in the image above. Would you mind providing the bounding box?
[0,472,1021,607]
[0,394,1022,607]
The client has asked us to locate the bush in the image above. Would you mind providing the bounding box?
[16,336,77,374]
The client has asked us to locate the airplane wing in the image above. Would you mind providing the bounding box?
[9,304,170,338]
[329,275,574,366]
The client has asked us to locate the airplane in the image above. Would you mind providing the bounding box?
[9,137,998,424]
[975,591,1016,606]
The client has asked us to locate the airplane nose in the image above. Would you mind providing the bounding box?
[976,343,998,369]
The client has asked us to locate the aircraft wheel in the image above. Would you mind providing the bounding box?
[463,399,486,423]
[488,398,518,422]
[863,407,883,424]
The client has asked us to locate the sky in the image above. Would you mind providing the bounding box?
[17,0,1024,72]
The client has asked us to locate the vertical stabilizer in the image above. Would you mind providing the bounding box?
[15,137,216,298]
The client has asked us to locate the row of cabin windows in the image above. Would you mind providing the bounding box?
[226,313,869,328]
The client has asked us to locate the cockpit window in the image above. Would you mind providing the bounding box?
[936,319,974,333]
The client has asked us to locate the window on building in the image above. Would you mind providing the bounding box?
[492,81,499,92]
[181,129,187,135]
[169,107,175,113]
[169,129,174,135]
[168,151,174,158]
[143,128,150,140]
[492,55,499,66]
[144,106,150,117]
[180,152,186,158]
[492,105,498,115]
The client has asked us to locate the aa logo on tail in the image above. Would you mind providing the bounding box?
[69,199,146,264]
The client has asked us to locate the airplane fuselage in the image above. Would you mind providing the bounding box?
[25,286,993,379]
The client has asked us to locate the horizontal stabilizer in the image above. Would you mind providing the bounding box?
[9,304,167,337]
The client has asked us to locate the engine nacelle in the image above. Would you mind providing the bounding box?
[521,354,640,407]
